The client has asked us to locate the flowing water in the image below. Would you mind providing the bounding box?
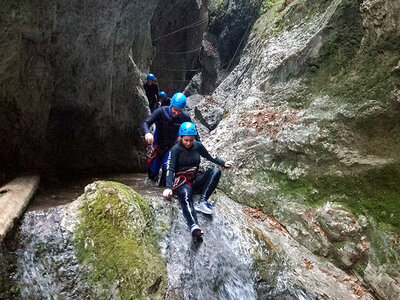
[0,173,319,299]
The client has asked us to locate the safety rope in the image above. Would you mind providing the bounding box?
[226,18,253,71]
[160,79,192,82]
[156,47,202,55]
[152,68,203,72]
[151,18,208,42]
[226,3,262,71]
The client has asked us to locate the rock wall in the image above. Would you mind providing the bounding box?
[198,0,262,95]
[190,0,400,298]
[149,0,208,95]
[0,0,158,179]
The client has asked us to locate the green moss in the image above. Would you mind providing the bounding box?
[368,230,400,272]
[208,0,227,22]
[289,0,398,107]
[75,181,166,299]
[295,51,398,107]
[277,165,400,233]
[259,0,285,16]
[270,0,334,33]
[353,261,367,277]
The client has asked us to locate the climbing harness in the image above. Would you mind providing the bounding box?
[146,145,155,159]
[172,167,204,191]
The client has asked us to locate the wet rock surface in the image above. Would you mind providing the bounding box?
[191,0,400,298]
[1,0,400,299]
[0,174,377,299]
[0,0,158,176]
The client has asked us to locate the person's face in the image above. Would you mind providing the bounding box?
[171,106,183,118]
[182,136,195,149]
[148,79,154,85]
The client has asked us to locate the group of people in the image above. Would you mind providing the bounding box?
[143,73,170,112]
[141,73,233,238]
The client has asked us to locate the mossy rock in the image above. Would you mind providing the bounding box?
[75,181,166,299]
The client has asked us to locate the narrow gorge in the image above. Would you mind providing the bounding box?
[1,0,399,299]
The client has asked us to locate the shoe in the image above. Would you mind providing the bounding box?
[190,224,203,237]
[194,201,214,215]
[145,178,158,186]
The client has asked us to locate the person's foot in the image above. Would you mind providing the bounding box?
[194,200,214,215]
[144,177,158,186]
[190,224,203,237]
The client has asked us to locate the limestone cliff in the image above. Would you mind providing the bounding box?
[192,0,400,298]
[0,0,156,179]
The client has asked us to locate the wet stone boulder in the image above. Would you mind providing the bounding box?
[0,181,167,299]
[73,181,167,299]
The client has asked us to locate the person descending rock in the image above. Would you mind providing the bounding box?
[143,73,159,112]
[159,91,171,107]
[141,93,195,186]
[162,122,234,237]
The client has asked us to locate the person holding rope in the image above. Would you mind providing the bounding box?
[162,122,234,237]
[141,93,195,186]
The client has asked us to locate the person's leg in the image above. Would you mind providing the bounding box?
[176,184,198,226]
[192,167,221,214]
[193,167,221,201]
[150,102,158,113]
[175,184,202,236]
[147,155,163,182]
[158,151,170,187]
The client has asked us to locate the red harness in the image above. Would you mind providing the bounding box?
[172,167,204,190]
[146,144,163,164]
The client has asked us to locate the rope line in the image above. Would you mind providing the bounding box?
[159,79,192,82]
[152,68,202,72]
[226,20,253,71]
[226,3,262,71]
[151,18,208,42]
[156,47,202,55]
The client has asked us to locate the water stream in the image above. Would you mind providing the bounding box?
[0,174,335,299]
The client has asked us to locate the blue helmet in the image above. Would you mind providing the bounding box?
[159,91,166,98]
[147,73,155,80]
[171,92,187,109]
[179,122,197,136]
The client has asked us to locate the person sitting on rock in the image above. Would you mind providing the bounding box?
[141,93,195,187]
[162,122,233,237]
[159,91,171,107]
[143,73,159,112]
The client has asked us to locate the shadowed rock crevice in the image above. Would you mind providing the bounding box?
[149,0,208,94]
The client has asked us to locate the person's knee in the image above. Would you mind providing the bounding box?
[211,167,221,179]
[177,185,193,201]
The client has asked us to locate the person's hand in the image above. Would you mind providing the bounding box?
[163,188,173,200]
[224,160,234,168]
[145,133,154,144]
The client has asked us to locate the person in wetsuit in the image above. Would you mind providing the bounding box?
[163,122,234,237]
[143,73,159,112]
[141,93,193,186]
[159,91,171,107]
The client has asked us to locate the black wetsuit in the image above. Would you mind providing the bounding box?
[143,82,159,112]
[166,141,225,227]
[160,97,171,107]
[141,106,193,185]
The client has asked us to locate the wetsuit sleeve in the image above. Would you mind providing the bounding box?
[165,145,180,189]
[198,143,225,166]
[141,108,162,134]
